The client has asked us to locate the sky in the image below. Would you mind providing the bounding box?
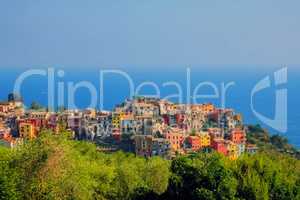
[0,0,300,69]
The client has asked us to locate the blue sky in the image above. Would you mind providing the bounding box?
[0,0,299,68]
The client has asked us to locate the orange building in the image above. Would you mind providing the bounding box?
[18,118,45,139]
[0,102,15,113]
[200,103,215,114]
[186,136,201,151]
[165,131,184,151]
[233,114,243,125]
[230,128,246,144]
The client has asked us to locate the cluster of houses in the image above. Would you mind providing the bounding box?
[0,94,258,159]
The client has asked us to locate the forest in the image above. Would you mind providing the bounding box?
[1,130,300,200]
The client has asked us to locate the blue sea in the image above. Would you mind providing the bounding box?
[0,65,299,147]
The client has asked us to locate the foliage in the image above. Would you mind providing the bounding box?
[165,153,237,200]
[0,130,300,200]
[0,131,170,200]
[202,120,218,130]
[30,101,44,110]
[247,125,298,157]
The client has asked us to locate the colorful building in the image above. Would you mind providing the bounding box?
[208,128,223,142]
[112,112,121,141]
[230,128,246,144]
[0,102,11,113]
[230,128,246,156]
[246,144,258,154]
[199,103,215,114]
[19,122,36,139]
[165,131,184,152]
[0,95,255,159]
[237,143,246,156]
[135,135,170,157]
[151,137,171,158]
[186,136,201,151]
[212,139,227,156]
[47,114,60,133]
[112,112,121,129]
[120,114,135,134]
[135,135,153,157]
[225,140,238,160]
[199,131,211,148]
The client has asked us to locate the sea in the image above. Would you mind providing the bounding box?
[0,65,299,147]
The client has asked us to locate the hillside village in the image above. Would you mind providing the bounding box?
[0,94,258,160]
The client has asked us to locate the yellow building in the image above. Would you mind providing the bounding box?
[83,109,96,118]
[112,113,121,128]
[200,103,215,114]
[199,131,211,147]
[19,122,36,139]
[119,112,127,120]
[234,114,242,122]
[225,141,238,160]
[120,113,134,121]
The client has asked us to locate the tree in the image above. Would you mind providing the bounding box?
[1,129,300,200]
[165,153,237,200]
[0,147,19,200]
[270,134,288,149]
[30,101,43,110]
[8,93,22,102]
